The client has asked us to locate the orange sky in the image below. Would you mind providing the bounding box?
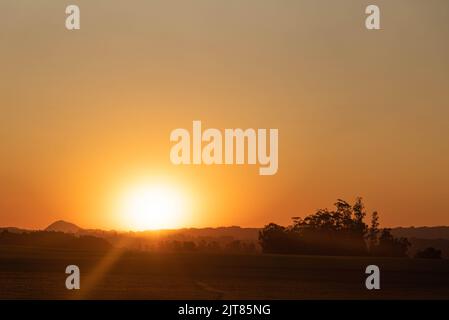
[1,1,449,230]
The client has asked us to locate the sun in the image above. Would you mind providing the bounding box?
[120,183,186,231]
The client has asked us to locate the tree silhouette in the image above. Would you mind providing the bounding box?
[368,211,380,251]
[259,198,411,257]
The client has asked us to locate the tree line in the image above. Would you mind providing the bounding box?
[259,198,411,257]
[0,230,112,251]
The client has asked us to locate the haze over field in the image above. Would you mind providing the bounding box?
[3,218,449,258]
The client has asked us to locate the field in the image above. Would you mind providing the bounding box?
[0,245,448,299]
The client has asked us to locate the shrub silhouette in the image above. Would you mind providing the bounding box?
[370,228,410,257]
[414,247,442,259]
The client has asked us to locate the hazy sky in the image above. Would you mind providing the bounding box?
[1,0,449,230]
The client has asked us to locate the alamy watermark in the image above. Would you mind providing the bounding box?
[64,4,381,31]
[170,121,278,175]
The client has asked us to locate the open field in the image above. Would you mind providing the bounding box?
[0,245,448,299]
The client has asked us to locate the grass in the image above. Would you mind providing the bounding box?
[0,245,448,299]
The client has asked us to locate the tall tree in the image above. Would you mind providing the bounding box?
[368,211,379,251]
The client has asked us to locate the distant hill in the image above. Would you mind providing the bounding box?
[157,226,449,242]
[45,220,82,234]
[144,226,260,241]
[389,227,449,259]
[42,220,260,240]
[38,222,449,242]
[391,226,449,240]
